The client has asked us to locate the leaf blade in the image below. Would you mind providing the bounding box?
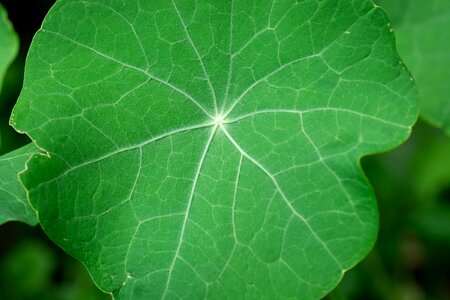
[0,5,37,226]
[12,0,418,298]
[0,144,38,225]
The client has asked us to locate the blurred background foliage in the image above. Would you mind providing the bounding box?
[329,121,450,300]
[0,0,449,299]
[0,0,109,299]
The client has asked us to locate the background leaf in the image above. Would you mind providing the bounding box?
[0,3,37,226]
[0,224,111,300]
[328,121,450,300]
[0,2,110,300]
[377,0,450,135]
[12,0,418,299]
[328,1,450,296]
[0,3,17,96]
[0,143,38,225]
[0,3,19,148]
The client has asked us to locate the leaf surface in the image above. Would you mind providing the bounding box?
[0,3,17,95]
[0,144,38,225]
[0,5,37,225]
[0,3,18,148]
[377,0,450,135]
[12,0,418,298]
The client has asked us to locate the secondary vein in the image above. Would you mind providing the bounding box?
[42,29,213,119]
[29,122,213,193]
[221,126,343,270]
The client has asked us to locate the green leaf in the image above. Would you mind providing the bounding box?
[0,143,38,225]
[12,0,418,298]
[0,3,18,96]
[0,3,19,149]
[0,5,36,225]
[377,0,450,135]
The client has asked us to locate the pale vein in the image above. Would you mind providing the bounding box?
[171,0,219,115]
[161,125,218,299]
[42,29,213,119]
[221,126,343,269]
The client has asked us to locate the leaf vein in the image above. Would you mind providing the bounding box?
[28,122,213,193]
[221,126,343,270]
[226,108,408,129]
[171,0,219,115]
[42,29,213,118]
[161,125,218,299]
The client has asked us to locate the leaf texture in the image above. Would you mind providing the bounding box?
[12,0,418,298]
[0,144,38,225]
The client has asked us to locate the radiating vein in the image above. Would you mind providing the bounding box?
[42,29,213,118]
[225,108,408,128]
[221,126,343,269]
[223,7,377,117]
[29,122,213,193]
[223,54,320,117]
[222,0,234,114]
[162,125,218,299]
[171,0,219,115]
